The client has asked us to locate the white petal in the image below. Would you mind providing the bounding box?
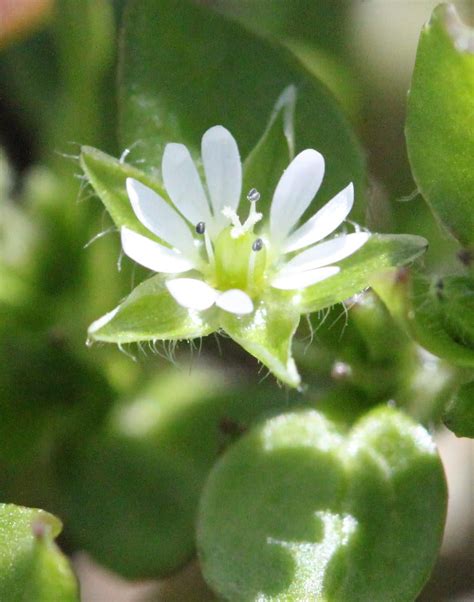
[126,178,197,260]
[271,266,340,290]
[162,143,212,227]
[283,183,354,253]
[121,227,194,274]
[166,278,219,311]
[216,289,254,315]
[201,126,242,232]
[281,232,370,274]
[270,149,325,245]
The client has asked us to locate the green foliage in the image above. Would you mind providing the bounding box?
[118,0,366,211]
[56,369,308,578]
[406,4,474,248]
[443,380,474,438]
[198,408,446,601]
[0,504,78,601]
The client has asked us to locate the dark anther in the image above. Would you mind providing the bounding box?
[247,188,260,203]
[195,221,206,235]
[252,238,264,252]
[435,278,444,300]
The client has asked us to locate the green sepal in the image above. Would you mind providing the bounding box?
[0,504,78,602]
[88,274,218,344]
[220,297,301,388]
[197,407,447,601]
[299,234,428,313]
[406,4,474,248]
[80,145,167,240]
[242,85,296,215]
[443,380,474,438]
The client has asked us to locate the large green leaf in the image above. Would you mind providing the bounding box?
[0,504,78,601]
[197,407,446,601]
[406,4,474,248]
[220,299,301,388]
[119,0,365,211]
[88,274,218,344]
[299,234,428,313]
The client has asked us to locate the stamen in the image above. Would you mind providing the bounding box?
[204,229,215,267]
[248,239,264,284]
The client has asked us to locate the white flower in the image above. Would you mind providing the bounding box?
[121,126,369,316]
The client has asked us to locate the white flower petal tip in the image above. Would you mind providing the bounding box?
[270,148,325,244]
[283,182,355,253]
[271,266,340,290]
[201,125,242,229]
[162,143,212,227]
[166,278,219,311]
[216,289,254,315]
[282,232,370,274]
[121,227,194,274]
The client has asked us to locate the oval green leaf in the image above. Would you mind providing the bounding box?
[406,4,474,248]
[443,380,474,438]
[197,407,446,601]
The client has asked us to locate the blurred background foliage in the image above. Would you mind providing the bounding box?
[0,0,472,600]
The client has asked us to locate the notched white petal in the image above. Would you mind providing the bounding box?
[126,178,197,260]
[162,143,212,227]
[281,232,370,273]
[283,183,354,253]
[271,266,340,290]
[201,125,242,231]
[270,148,325,245]
[216,289,254,315]
[166,278,219,311]
[121,227,194,274]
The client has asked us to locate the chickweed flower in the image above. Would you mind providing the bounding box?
[83,92,427,387]
[121,126,369,316]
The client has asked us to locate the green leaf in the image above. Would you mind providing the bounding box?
[119,0,366,211]
[443,380,474,438]
[299,234,428,313]
[88,275,218,344]
[406,4,474,248]
[57,368,309,579]
[197,407,446,601]
[220,298,301,388]
[0,504,78,602]
[80,146,166,240]
[242,85,295,214]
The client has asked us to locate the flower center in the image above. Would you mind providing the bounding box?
[222,188,263,239]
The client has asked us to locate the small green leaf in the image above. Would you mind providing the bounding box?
[197,408,446,601]
[80,146,166,239]
[443,380,474,438]
[242,85,295,214]
[220,298,301,388]
[299,234,428,312]
[0,504,78,602]
[119,0,366,210]
[88,274,218,344]
[406,4,474,248]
